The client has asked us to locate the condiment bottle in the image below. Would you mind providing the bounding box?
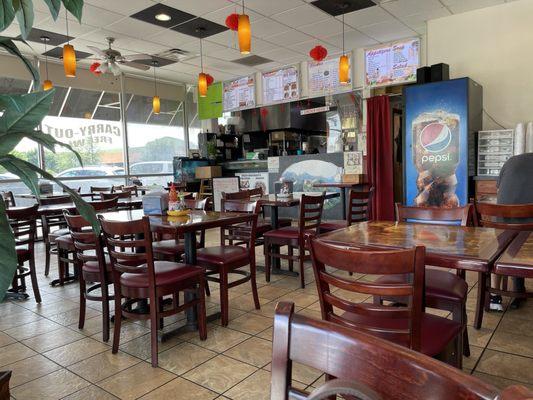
[169,183,178,211]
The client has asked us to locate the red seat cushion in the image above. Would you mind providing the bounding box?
[56,234,75,251]
[152,240,186,255]
[263,226,299,240]
[82,255,112,275]
[120,261,204,288]
[196,246,249,267]
[375,269,468,303]
[319,221,347,232]
[341,311,461,357]
[16,246,31,262]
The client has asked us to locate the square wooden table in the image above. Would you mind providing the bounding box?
[317,221,517,329]
[495,231,533,279]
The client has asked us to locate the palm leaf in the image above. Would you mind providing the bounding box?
[0,37,39,85]
[0,155,40,196]
[42,0,61,20]
[0,200,17,303]
[13,0,34,40]
[0,89,54,133]
[61,0,82,23]
[0,0,16,32]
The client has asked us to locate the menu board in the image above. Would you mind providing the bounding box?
[365,38,420,88]
[223,75,255,111]
[262,66,299,105]
[308,55,352,96]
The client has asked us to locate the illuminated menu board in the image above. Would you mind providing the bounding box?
[308,54,352,97]
[365,38,420,88]
[223,75,255,111]
[261,66,299,105]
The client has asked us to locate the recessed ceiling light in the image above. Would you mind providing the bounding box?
[155,13,171,22]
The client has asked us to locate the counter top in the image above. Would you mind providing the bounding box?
[474,176,498,181]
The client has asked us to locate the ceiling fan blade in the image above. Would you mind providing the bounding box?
[109,62,122,76]
[121,61,150,71]
[87,45,108,58]
[121,53,152,62]
[98,62,109,74]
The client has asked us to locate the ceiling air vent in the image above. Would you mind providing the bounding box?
[232,55,272,67]
[156,48,195,62]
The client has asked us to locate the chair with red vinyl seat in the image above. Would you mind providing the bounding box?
[374,203,472,357]
[195,202,260,326]
[98,215,207,367]
[264,194,325,289]
[319,187,374,233]
[6,205,41,303]
[310,238,463,368]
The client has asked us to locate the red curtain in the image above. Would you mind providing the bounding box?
[366,95,394,221]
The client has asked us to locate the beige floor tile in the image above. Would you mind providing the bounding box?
[0,342,36,368]
[499,313,533,337]
[4,354,61,388]
[5,318,63,341]
[0,310,43,331]
[467,326,494,348]
[62,385,119,400]
[473,372,533,391]
[224,337,272,368]
[488,330,533,358]
[228,314,272,335]
[21,327,86,353]
[68,351,140,383]
[97,362,175,400]
[43,337,109,367]
[229,294,268,312]
[0,302,27,319]
[0,332,15,348]
[275,293,318,308]
[11,369,90,400]
[184,355,257,393]
[224,369,271,400]
[90,321,150,344]
[158,342,217,375]
[47,307,101,326]
[118,332,183,360]
[188,325,251,353]
[68,315,106,336]
[256,327,273,341]
[476,349,533,384]
[139,377,218,400]
[463,345,484,371]
[256,286,292,300]
[292,362,323,385]
[467,310,503,330]
[33,300,79,317]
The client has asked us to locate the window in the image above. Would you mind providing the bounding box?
[186,85,202,150]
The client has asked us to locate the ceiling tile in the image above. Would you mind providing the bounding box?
[208,46,244,61]
[259,47,304,62]
[43,46,92,60]
[343,5,395,28]
[358,19,417,42]
[68,4,126,28]
[171,17,228,38]
[248,18,290,39]
[264,29,313,46]
[298,18,343,37]
[380,0,444,17]
[311,0,377,16]
[162,0,231,16]
[400,7,451,28]
[145,29,195,48]
[106,18,165,39]
[24,28,71,46]
[84,0,157,17]
[202,5,263,26]
[237,0,305,16]
[37,18,99,39]
[444,0,505,14]
[323,28,379,48]
[130,3,196,28]
[271,5,330,26]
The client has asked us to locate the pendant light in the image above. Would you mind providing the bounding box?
[63,10,76,77]
[238,0,251,54]
[339,12,349,85]
[198,39,208,97]
[41,36,53,90]
[152,60,160,114]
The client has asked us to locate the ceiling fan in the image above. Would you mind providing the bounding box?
[87,37,153,76]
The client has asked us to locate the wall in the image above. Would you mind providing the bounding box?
[427,0,533,129]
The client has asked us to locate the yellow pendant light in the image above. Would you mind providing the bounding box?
[152,60,160,114]
[63,11,76,77]
[198,39,208,97]
[339,12,350,85]
[41,36,53,90]
[238,0,251,54]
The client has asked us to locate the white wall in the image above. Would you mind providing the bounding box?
[427,0,533,129]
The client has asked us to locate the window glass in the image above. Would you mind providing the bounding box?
[186,85,201,150]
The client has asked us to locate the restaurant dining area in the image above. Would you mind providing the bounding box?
[1,0,533,399]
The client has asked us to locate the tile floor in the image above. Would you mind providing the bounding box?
[1,228,533,399]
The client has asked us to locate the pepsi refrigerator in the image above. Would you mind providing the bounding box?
[403,77,483,207]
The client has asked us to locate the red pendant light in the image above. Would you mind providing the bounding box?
[90,62,102,75]
[309,45,328,62]
[225,13,239,31]
[205,74,214,87]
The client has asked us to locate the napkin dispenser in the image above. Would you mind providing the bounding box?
[142,192,169,215]
[39,182,53,195]
[274,180,293,198]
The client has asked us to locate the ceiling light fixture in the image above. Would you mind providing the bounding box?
[238,0,251,54]
[63,10,76,77]
[198,37,208,97]
[152,60,160,114]
[339,9,349,85]
[155,13,171,22]
[41,36,53,90]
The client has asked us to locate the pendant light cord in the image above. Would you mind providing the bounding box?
[65,10,70,44]
[153,63,157,96]
[200,39,204,72]
[242,0,245,14]
[342,13,345,56]
[44,41,49,79]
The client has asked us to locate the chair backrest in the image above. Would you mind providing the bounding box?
[271,302,532,400]
[101,191,131,201]
[248,187,264,198]
[184,198,209,210]
[222,190,250,201]
[298,194,325,236]
[98,215,156,285]
[2,191,16,208]
[310,238,425,351]
[474,202,533,230]
[91,186,111,193]
[120,185,139,196]
[347,188,374,225]
[220,199,259,249]
[89,197,119,212]
[396,203,472,227]
[38,195,71,205]
[6,205,39,251]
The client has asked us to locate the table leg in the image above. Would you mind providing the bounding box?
[270,206,281,271]
[341,187,347,220]
[474,271,487,329]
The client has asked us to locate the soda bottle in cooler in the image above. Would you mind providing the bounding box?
[412,110,461,208]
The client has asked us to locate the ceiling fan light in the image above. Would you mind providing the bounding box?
[238,14,251,54]
[43,80,53,91]
[198,72,208,97]
[153,96,160,114]
[109,62,121,76]
[339,54,350,85]
[155,13,171,22]
[63,44,76,77]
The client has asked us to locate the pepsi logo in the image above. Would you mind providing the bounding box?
[419,122,452,153]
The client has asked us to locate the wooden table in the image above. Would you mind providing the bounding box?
[34,198,143,215]
[495,231,533,279]
[99,209,253,337]
[16,192,93,199]
[317,221,516,329]
[312,182,365,220]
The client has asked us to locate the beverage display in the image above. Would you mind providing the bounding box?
[412,111,460,207]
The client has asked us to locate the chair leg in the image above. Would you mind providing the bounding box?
[474,272,486,329]
[288,246,294,272]
[149,297,159,367]
[452,301,470,358]
[220,270,229,326]
[298,246,305,289]
[463,305,470,357]
[28,257,41,303]
[250,261,260,310]
[101,284,110,343]
[264,239,271,283]
[78,276,86,330]
[44,242,51,277]
[58,249,65,286]
[197,280,207,341]
[112,289,122,354]
[205,280,211,297]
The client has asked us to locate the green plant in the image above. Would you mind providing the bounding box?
[0,0,93,302]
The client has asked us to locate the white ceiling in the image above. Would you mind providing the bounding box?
[2,0,520,84]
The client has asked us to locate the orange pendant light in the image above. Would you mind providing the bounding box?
[41,36,53,90]
[339,12,350,85]
[152,96,160,114]
[43,80,53,91]
[198,39,209,97]
[63,12,76,77]
[238,1,251,54]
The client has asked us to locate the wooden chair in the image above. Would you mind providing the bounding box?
[0,371,12,400]
[474,202,533,306]
[1,191,16,208]
[319,187,374,233]
[309,239,463,368]
[6,205,41,303]
[39,195,72,277]
[98,215,207,367]
[90,186,111,201]
[88,197,119,212]
[271,302,533,400]
[116,185,139,197]
[374,203,472,357]
[101,191,131,210]
[264,194,325,288]
[196,205,260,326]
[64,211,114,342]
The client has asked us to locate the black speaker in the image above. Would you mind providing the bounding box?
[430,63,450,82]
[416,67,431,84]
